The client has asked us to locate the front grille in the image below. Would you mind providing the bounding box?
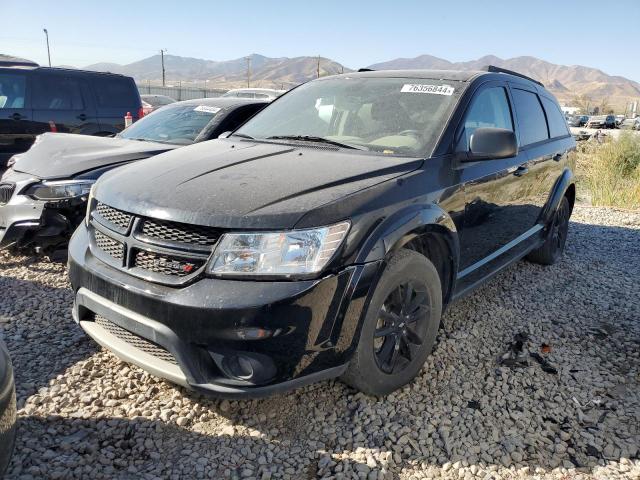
[0,183,16,205]
[94,230,125,260]
[140,218,221,247]
[89,201,213,284]
[93,313,177,365]
[134,250,204,277]
[95,203,132,232]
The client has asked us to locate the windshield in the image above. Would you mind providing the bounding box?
[236,76,464,156]
[120,103,222,144]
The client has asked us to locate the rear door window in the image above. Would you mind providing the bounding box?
[92,77,138,107]
[33,75,84,110]
[541,96,569,138]
[511,89,549,146]
[0,73,27,109]
[458,86,513,150]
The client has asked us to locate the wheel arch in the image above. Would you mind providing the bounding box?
[356,204,459,305]
[540,168,575,225]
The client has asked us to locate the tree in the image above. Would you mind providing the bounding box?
[571,94,593,114]
[598,97,612,115]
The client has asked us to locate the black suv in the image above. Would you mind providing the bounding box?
[69,67,576,397]
[0,66,142,167]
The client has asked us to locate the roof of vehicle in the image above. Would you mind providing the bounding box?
[164,97,270,108]
[224,88,284,94]
[0,64,134,78]
[331,67,546,89]
[0,54,39,68]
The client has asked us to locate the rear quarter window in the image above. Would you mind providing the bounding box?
[91,76,139,108]
[511,88,549,146]
[541,96,569,138]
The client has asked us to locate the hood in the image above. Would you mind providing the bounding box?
[95,139,423,229]
[13,133,180,180]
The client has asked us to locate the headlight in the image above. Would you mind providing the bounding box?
[85,184,96,226]
[25,180,95,201]
[208,221,350,277]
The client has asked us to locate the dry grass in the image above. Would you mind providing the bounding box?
[575,132,640,209]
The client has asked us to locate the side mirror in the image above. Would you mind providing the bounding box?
[218,131,232,139]
[467,127,518,161]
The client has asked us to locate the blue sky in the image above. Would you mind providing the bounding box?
[2,0,638,81]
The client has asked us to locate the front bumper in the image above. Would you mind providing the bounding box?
[69,224,380,398]
[0,193,44,250]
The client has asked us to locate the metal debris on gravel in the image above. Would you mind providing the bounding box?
[0,205,638,479]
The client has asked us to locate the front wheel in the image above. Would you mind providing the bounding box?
[527,196,571,265]
[341,249,442,396]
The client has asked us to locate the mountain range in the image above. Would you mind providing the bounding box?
[85,53,348,90]
[82,53,640,111]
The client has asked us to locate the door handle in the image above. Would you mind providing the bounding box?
[77,114,87,121]
[514,166,529,177]
[9,113,24,120]
[552,153,563,162]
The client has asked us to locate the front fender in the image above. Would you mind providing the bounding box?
[356,204,459,264]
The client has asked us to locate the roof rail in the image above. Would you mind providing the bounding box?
[357,68,374,72]
[483,65,544,87]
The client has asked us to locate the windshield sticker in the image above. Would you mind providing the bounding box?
[194,105,221,114]
[401,84,455,95]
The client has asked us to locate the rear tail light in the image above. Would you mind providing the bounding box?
[138,106,145,118]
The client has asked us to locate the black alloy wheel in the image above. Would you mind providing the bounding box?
[341,249,442,396]
[526,196,572,265]
[373,281,429,374]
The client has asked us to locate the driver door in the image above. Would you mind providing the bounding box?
[456,83,533,278]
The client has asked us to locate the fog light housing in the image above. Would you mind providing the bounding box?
[209,350,277,384]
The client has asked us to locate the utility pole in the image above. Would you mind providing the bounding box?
[245,56,251,88]
[43,28,51,67]
[317,55,320,78]
[160,49,167,87]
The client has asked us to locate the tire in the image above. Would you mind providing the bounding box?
[341,249,442,396]
[527,196,571,265]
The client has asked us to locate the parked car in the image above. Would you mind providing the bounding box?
[0,336,16,477]
[222,88,285,100]
[569,115,589,127]
[69,67,576,397]
[586,114,617,129]
[0,66,142,168]
[620,117,640,130]
[141,94,176,115]
[0,98,267,254]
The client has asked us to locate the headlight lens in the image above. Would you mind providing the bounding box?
[208,221,350,277]
[25,180,95,201]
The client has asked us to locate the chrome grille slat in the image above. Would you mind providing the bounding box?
[93,313,177,365]
[94,229,125,260]
[95,203,132,232]
[0,183,16,205]
[140,218,220,247]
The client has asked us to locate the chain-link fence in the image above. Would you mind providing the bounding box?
[137,84,228,101]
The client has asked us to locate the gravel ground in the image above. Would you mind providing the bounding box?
[0,205,638,480]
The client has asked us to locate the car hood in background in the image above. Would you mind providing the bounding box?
[13,133,180,180]
[95,139,423,229]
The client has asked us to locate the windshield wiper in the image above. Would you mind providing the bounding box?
[231,133,254,139]
[266,135,367,150]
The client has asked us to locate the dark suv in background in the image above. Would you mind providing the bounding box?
[0,65,142,167]
[70,67,576,397]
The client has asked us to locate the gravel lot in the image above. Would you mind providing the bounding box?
[1,205,638,480]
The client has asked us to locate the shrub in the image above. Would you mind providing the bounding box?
[575,132,640,209]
